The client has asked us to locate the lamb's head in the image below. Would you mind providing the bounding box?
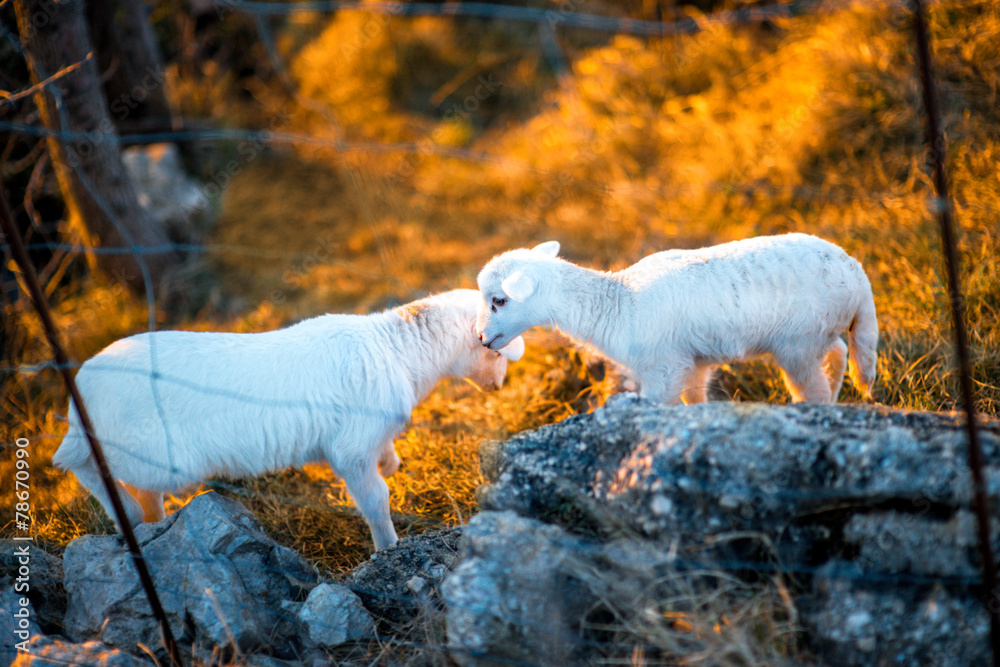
[463,333,525,391]
[475,241,561,351]
[432,289,525,391]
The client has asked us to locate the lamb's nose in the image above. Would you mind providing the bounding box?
[477,332,484,343]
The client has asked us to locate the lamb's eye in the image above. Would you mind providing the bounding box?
[492,297,507,308]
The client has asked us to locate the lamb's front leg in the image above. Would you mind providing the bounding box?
[637,363,690,405]
[340,458,398,550]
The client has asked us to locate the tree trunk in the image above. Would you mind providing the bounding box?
[13,0,179,295]
[85,0,176,135]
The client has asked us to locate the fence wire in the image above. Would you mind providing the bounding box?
[0,0,996,664]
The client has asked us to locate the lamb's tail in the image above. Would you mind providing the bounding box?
[847,283,879,399]
[51,398,93,472]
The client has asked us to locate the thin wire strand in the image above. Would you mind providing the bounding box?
[911,0,999,663]
[0,182,184,666]
[0,0,994,661]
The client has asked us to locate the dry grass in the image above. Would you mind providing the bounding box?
[3,0,1000,662]
[577,563,801,665]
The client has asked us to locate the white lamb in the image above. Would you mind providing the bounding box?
[53,289,524,550]
[475,233,877,405]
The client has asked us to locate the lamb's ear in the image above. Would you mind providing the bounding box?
[501,270,535,302]
[499,335,525,362]
[531,241,560,258]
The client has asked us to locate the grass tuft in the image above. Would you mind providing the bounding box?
[3,1,999,662]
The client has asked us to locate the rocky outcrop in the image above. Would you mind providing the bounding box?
[297,583,375,650]
[344,527,461,629]
[801,574,988,666]
[121,143,209,242]
[442,512,604,666]
[459,396,1000,666]
[6,494,443,665]
[477,396,998,545]
[0,541,65,634]
[62,492,320,659]
[17,396,1000,666]
[1,589,42,667]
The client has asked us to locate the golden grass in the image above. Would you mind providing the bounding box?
[3,0,1000,661]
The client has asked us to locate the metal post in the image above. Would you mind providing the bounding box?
[911,1,1000,663]
[0,178,185,667]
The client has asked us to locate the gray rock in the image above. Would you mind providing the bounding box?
[843,509,986,579]
[297,583,375,649]
[243,654,302,667]
[122,143,209,240]
[490,399,977,511]
[0,542,65,633]
[476,439,505,483]
[443,510,781,666]
[1,589,42,667]
[344,527,461,628]
[62,492,319,657]
[475,398,1000,666]
[480,399,999,559]
[442,512,601,667]
[801,574,990,666]
[10,636,148,667]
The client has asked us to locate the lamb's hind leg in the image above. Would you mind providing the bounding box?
[823,339,848,402]
[122,482,166,522]
[681,364,716,405]
[377,442,400,478]
[775,350,833,404]
[71,461,145,530]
